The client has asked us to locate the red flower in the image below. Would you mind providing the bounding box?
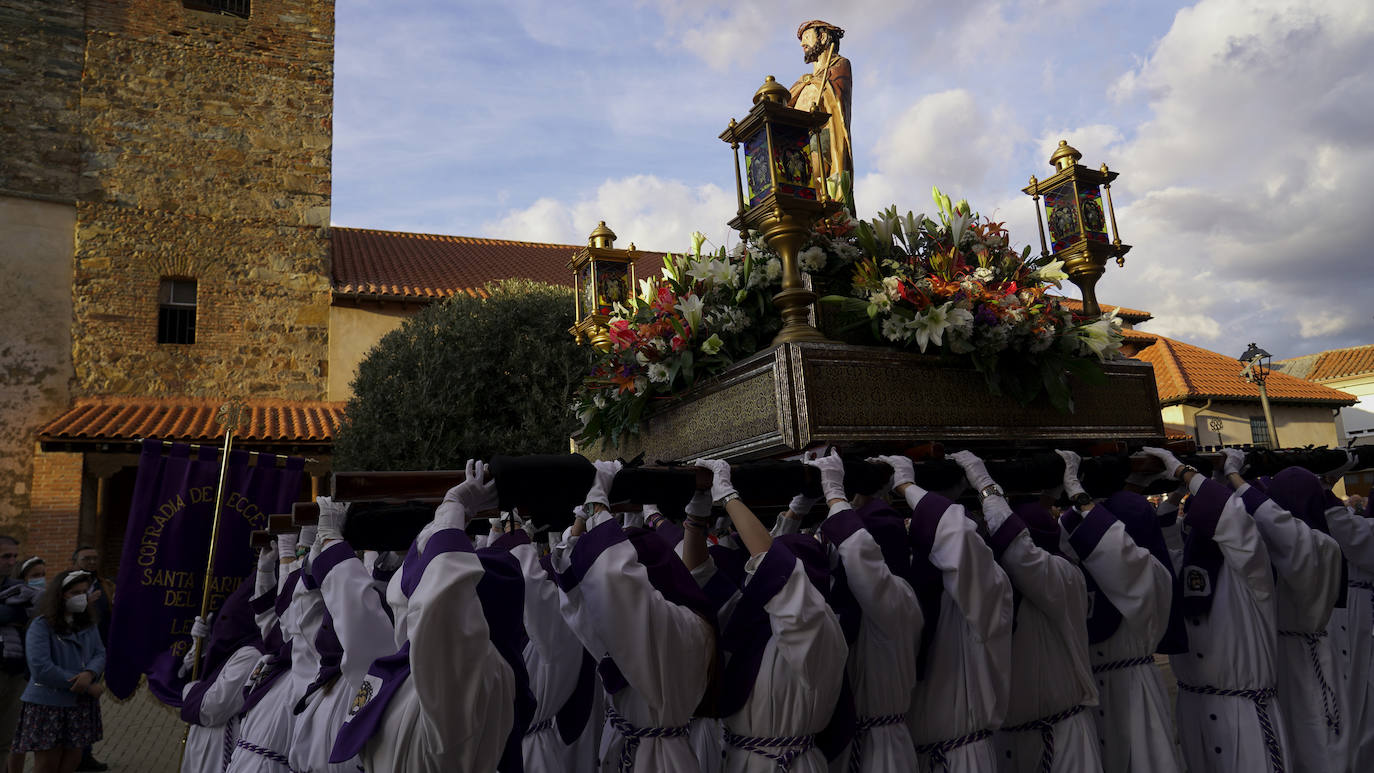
[670,335,686,352]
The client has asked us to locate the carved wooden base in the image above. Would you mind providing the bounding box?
[581,342,1165,463]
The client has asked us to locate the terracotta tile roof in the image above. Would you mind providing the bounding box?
[1277,344,1374,382]
[1128,331,1357,406]
[38,397,346,445]
[331,226,667,301]
[1051,297,1152,323]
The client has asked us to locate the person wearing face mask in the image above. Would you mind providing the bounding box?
[13,570,105,773]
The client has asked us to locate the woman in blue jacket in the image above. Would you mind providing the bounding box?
[13,570,104,773]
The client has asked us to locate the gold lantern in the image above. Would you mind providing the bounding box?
[720,76,838,345]
[1022,140,1131,317]
[569,221,639,351]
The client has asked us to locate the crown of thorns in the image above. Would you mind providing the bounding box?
[796,20,844,41]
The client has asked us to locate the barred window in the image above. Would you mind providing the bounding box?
[183,0,250,19]
[1249,416,1271,448]
[157,279,197,345]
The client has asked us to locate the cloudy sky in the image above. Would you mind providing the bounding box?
[331,0,1374,361]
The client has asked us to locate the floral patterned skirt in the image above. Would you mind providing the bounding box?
[11,698,102,752]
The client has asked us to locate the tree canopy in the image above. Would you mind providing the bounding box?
[332,279,590,471]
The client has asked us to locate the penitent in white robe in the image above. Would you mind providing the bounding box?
[501,533,585,772]
[1063,504,1183,773]
[690,541,848,773]
[228,564,306,773]
[902,490,1014,773]
[1244,484,1344,773]
[303,540,400,773]
[817,506,922,772]
[1320,499,1374,772]
[180,645,260,773]
[553,512,714,773]
[986,505,1101,773]
[1170,477,1294,773]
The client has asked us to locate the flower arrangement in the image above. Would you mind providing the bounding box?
[822,187,1124,411]
[574,187,1124,445]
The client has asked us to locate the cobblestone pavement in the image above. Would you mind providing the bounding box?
[16,687,186,772]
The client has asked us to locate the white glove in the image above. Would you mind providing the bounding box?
[873,454,916,489]
[298,526,317,550]
[316,496,349,543]
[950,450,995,492]
[684,489,713,519]
[457,459,500,514]
[190,615,210,641]
[179,643,199,679]
[1221,448,1248,476]
[255,546,276,596]
[787,493,818,517]
[277,533,298,562]
[803,450,848,503]
[694,459,738,504]
[1055,450,1086,500]
[583,460,623,509]
[1141,447,1185,478]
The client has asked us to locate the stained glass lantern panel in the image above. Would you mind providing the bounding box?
[591,262,629,315]
[1044,180,1082,253]
[769,124,817,203]
[743,128,773,207]
[1077,184,1109,244]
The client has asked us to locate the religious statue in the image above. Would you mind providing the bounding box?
[788,20,852,207]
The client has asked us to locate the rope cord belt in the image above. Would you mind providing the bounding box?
[233,738,296,772]
[848,712,906,773]
[722,726,815,771]
[914,727,993,773]
[524,717,555,736]
[1001,704,1085,773]
[606,705,689,773]
[221,722,234,773]
[1092,655,1155,674]
[1278,629,1340,735]
[1177,682,1285,773]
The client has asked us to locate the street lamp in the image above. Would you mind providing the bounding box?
[1239,342,1279,448]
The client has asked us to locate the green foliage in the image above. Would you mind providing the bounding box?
[332,279,590,471]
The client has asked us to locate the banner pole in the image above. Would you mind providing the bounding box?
[190,400,247,681]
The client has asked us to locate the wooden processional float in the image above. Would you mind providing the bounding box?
[249,443,1374,552]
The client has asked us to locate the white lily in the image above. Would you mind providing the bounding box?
[1077,308,1123,361]
[690,231,708,257]
[701,333,724,355]
[638,277,658,301]
[906,302,955,353]
[880,317,910,342]
[1032,259,1068,288]
[675,293,705,332]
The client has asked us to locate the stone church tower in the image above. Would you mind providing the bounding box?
[1,0,335,566]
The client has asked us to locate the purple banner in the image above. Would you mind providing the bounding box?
[105,439,304,699]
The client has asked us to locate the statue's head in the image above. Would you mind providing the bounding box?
[797,20,844,63]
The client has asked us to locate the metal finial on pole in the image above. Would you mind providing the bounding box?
[189,399,248,681]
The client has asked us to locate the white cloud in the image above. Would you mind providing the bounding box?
[482,175,738,253]
[1079,0,1374,358]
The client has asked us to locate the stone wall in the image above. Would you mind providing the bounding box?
[72,0,335,400]
[0,0,85,202]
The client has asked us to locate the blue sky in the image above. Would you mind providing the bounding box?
[331,0,1374,362]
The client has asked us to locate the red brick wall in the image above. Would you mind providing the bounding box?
[26,444,83,568]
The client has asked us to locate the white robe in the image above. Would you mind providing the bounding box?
[1246,485,1344,773]
[818,506,922,772]
[283,563,331,773]
[553,512,713,773]
[228,564,307,773]
[180,645,260,773]
[303,541,400,773]
[987,507,1101,773]
[504,537,584,772]
[356,526,516,773]
[902,491,1014,773]
[690,542,848,773]
[1169,477,1294,773]
[1321,500,1374,771]
[1064,504,1183,773]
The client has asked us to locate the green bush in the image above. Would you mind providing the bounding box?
[332,279,591,471]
